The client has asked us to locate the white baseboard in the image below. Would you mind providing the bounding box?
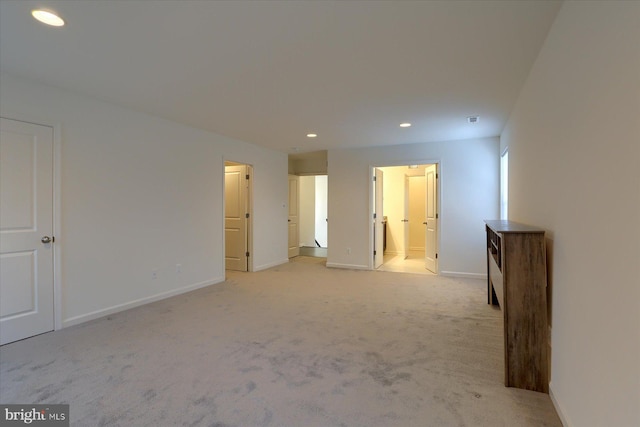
[61,277,224,328]
[440,271,485,280]
[549,383,571,427]
[326,262,370,270]
[253,259,289,272]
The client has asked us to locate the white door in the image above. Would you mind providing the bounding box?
[374,168,384,268]
[225,165,249,271]
[288,175,300,258]
[424,164,438,273]
[0,118,54,345]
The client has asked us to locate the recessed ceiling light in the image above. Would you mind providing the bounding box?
[306,133,317,138]
[467,116,480,124]
[399,123,411,128]
[32,9,65,27]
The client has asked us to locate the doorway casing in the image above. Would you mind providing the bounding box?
[223,159,253,273]
[369,160,441,273]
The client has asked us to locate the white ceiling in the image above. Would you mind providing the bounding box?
[0,0,562,153]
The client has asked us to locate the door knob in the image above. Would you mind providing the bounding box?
[41,236,52,244]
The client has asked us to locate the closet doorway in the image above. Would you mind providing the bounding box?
[298,175,328,258]
[374,164,439,274]
[224,161,253,272]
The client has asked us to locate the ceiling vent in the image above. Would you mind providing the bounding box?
[467,116,480,124]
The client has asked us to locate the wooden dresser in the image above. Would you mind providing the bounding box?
[485,220,549,393]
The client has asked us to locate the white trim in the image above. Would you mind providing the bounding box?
[383,250,404,256]
[549,383,571,427]
[326,262,370,270]
[253,259,289,272]
[222,156,227,276]
[246,165,254,272]
[61,277,224,328]
[368,159,442,272]
[440,271,485,280]
[53,123,63,331]
[500,149,509,220]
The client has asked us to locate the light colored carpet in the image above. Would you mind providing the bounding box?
[0,257,561,426]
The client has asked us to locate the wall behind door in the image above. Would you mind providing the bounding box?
[408,176,426,251]
[327,138,499,274]
[299,176,316,247]
[379,167,406,255]
[0,73,288,328]
[298,175,328,248]
[314,176,328,247]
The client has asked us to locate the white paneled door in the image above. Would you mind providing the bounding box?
[0,118,54,345]
[288,175,300,258]
[424,164,438,273]
[225,164,249,271]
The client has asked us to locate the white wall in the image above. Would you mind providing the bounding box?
[0,73,288,328]
[379,166,407,255]
[500,2,640,426]
[299,176,316,247]
[327,137,499,274]
[408,176,426,251]
[314,175,328,247]
[288,151,328,175]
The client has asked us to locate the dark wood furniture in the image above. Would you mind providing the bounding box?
[485,220,549,393]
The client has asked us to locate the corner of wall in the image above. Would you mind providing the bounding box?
[61,277,225,329]
[549,383,571,427]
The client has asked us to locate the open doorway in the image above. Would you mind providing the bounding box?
[224,161,253,272]
[298,175,328,258]
[372,163,439,274]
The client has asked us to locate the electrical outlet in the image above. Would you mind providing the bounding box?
[152,270,158,280]
[176,264,182,274]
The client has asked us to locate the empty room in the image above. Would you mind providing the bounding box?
[1,1,638,427]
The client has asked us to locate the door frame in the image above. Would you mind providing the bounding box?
[373,168,384,268]
[222,158,253,274]
[1,114,63,331]
[368,159,441,272]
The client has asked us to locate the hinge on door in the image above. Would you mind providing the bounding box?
[246,174,250,180]
[373,213,377,219]
[436,253,438,259]
[246,252,250,257]
[436,213,439,219]
[245,213,250,218]
[373,176,376,182]
[374,250,377,256]
[436,173,439,179]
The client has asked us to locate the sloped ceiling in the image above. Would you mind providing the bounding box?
[0,0,562,152]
